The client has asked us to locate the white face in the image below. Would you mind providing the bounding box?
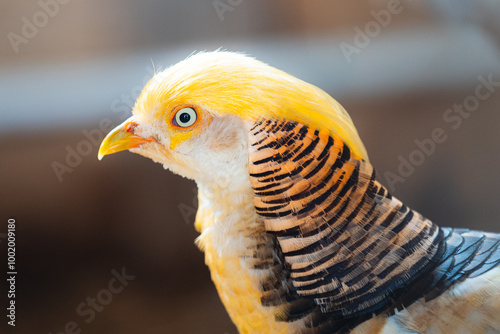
[130,111,251,186]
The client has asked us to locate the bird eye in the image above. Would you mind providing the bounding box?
[173,107,197,128]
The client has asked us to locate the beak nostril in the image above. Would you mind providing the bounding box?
[125,122,138,133]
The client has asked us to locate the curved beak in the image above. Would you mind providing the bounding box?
[98,117,153,160]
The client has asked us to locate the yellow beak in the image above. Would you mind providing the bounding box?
[98,117,153,160]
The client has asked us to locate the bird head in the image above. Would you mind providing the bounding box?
[98,51,368,183]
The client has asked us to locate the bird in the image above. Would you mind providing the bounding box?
[98,51,500,334]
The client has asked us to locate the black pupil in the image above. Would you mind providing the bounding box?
[179,112,191,124]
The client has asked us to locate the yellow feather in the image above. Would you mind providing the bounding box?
[135,51,369,161]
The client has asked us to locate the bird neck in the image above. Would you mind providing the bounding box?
[193,164,293,334]
[194,163,271,259]
[246,118,446,323]
[195,117,446,327]
[323,158,445,314]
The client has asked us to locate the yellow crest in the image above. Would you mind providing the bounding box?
[135,51,369,161]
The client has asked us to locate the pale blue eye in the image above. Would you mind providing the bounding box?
[174,107,197,127]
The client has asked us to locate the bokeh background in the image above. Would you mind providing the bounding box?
[1,1,500,333]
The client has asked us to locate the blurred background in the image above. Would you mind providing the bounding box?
[1,1,500,333]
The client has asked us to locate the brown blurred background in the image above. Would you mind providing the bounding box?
[1,1,500,333]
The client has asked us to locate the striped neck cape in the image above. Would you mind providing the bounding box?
[247,118,500,332]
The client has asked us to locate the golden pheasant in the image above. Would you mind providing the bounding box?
[98,51,500,334]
